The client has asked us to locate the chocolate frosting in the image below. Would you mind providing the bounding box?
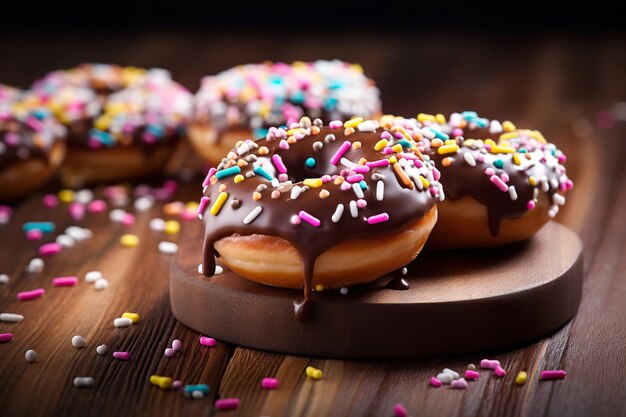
[200,118,441,320]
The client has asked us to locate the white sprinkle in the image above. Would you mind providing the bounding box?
[489,120,503,134]
[270,178,279,188]
[73,377,95,387]
[215,266,224,275]
[340,157,357,168]
[1,313,24,322]
[25,350,38,363]
[443,368,460,379]
[72,335,86,348]
[402,267,408,276]
[508,186,518,201]
[56,234,76,248]
[553,193,566,206]
[332,204,344,223]
[376,181,385,201]
[290,186,303,200]
[352,183,364,199]
[114,317,133,328]
[27,258,44,274]
[134,196,155,212]
[236,142,250,155]
[541,178,549,192]
[197,264,203,274]
[243,206,263,224]
[149,218,166,231]
[357,120,377,132]
[158,241,178,254]
[533,188,539,200]
[109,209,126,223]
[436,372,454,384]
[549,178,559,190]
[463,152,476,167]
[94,278,108,290]
[75,189,94,204]
[340,287,348,295]
[0,274,9,284]
[349,201,358,218]
[96,344,108,355]
[85,271,103,283]
[66,226,92,241]
[191,390,204,399]
[548,205,559,218]
[421,128,435,139]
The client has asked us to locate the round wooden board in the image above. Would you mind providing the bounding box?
[170,221,582,359]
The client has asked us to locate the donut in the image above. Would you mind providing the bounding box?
[383,112,573,249]
[190,60,381,165]
[0,84,66,201]
[198,116,441,320]
[29,64,192,186]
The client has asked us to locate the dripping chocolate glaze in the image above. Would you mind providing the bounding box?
[423,127,564,235]
[201,125,437,321]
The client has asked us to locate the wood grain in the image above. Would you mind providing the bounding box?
[1,32,625,417]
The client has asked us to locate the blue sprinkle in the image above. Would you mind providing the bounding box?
[32,108,49,120]
[146,124,165,138]
[329,81,344,90]
[254,166,274,181]
[324,97,338,111]
[519,148,528,153]
[359,180,368,190]
[430,128,449,140]
[183,384,209,395]
[397,139,412,148]
[215,166,241,180]
[291,91,305,104]
[305,158,316,168]
[253,128,269,139]
[462,111,478,121]
[89,129,115,147]
[474,118,489,128]
[494,159,504,169]
[22,222,55,234]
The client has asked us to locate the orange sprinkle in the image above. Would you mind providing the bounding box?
[259,146,269,155]
[253,192,262,201]
[352,141,361,150]
[442,157,453,167]
[319,190,330,199]
[218,184,228,192]
[344,127,355,136]
[393,163,414,190]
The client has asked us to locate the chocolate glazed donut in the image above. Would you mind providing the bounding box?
[198,117,442,321]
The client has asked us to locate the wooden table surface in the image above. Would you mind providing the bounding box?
[0,32,625,417]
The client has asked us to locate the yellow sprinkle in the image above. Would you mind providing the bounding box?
[392,144,403,153]
[186,201,199,212]
[253,192,262,201]
[442,157,453,167]
[515,371,528,385]
[464,139,476,147]
[165,220,180,235]
[234,174,244,183]
[513,153,522,166]
[319,190,330,199]
[358,158,368,165]
[287,128,305,136]
[529,176,537,186]
[417,113,435,123]
[444,139,457,146]
[350,63,364,73]
[149,375,173,389]
[435,113,446,124]
[502,121,516,132]
[315,284,324,291]
[333,176,344,185]
[235,141,244,148]
[420,176,430,189]
[303,178,323,188]
[305,366,323,380]
[210,192,228,216]
[352,141,361,150]
[374,139,388,151]
[527,130,547,144]
[491,145,516,154]
[122,312,140,323]
[58,189,75,203]
[388,156,398,164]
[120,234,140,247]
[437,144,460,155]
[344,117,363,129]
[259,146,269,155]
[484,138,497,147]
[94,116,111,130]
[499,132,519,141]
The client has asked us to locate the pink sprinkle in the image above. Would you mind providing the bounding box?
[39,243,62,256]
[278,173,289,182]
[261,377,279,390]
[490,175,509,192]
[69,203,86,221]
[382,147,394,155]
[367,213,389,225]
[172,380,182,390]
[272,154,288,174]
[393,132,403,139]
[527,200,536,210]
[346,174,364,183]
[42,194,59,208]
[366,159,390,168]
[215,398,240,410]
[121,213,135,227]
[52,276,78,287]
[558,154,567,163]
[452,128,464,137]
[26,229,43,240]
[329,120,343,129]
[181,210,196,221]
[164,348,176,357]
[279,139,290,150]
[393,403,408,417]
[356,199,367,209]
[500,172,510,183]
[172,339,182,351]
[380,131,392,139]
[429,377,443,388]
[480,359,500,369]
[465,369,480,380]
[198,196,210,217]
[330,141,352,165]
[17,288,45,301]
[321,174,332,183]
[540,370,567,380]
[494,365,506,377]
[351,165,370,174]
[298,211,321,227]
[88,200,107,213]
[163,180,178,192]
[476,154,485,163]
[340,181,352,191]
[566,179,574,190]
[451,378,468,389]
[202,168,217,187]
[112,351,130,361]
[200,336,216,347]
[275,128,287,138]
[432,167,441,181]
[0,333,13,343]
[399,153,418,161]
[484,167,495,176]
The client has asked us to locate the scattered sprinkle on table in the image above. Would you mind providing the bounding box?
[120,234,140,247]
[71,335,86,348]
